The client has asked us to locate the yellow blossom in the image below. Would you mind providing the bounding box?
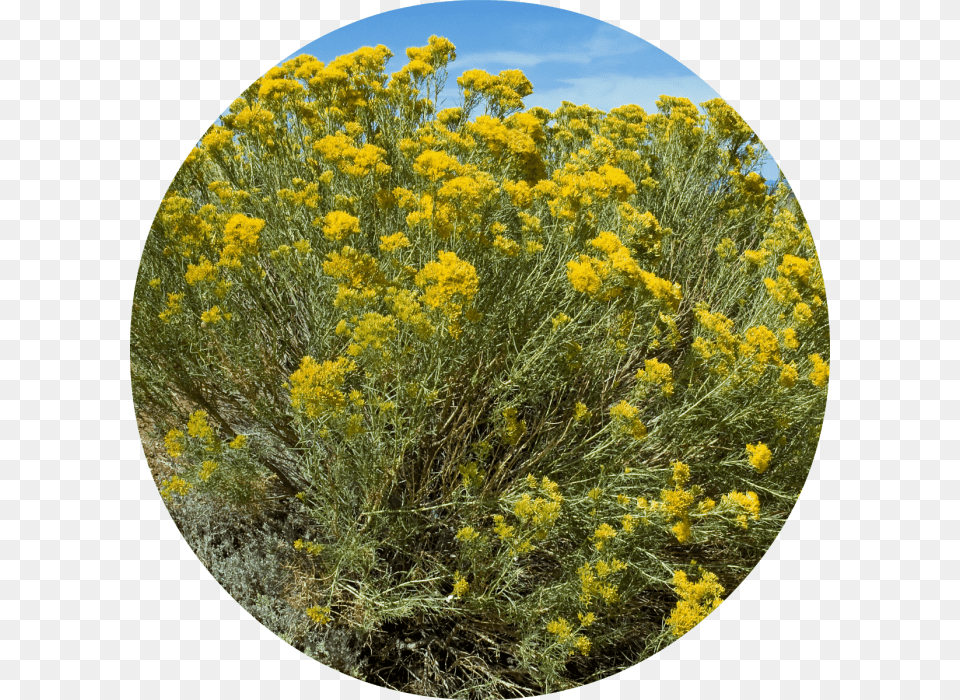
[201,306,225,324]
[721,490,760,528]
[456,526,479,542]
[492,235,520,257]
[742,248,770,267]
[218,214,264,268]
[551,312,572,330]
[228,434,247,449]
[347,312,396,357]
[636,358,674,396]
[609,400,646,440]
[809,353,830,387]
[573,402,592,422]
[715,237,737,260]
[746,442,772,474]
[566,255,607,295]
[666,569,724,638]
[164,429,185,458]
[592,522,617,551]
[199,460,218,481]
[288,356,357,418]
[502,407,526,446]
[546,617,572,643]
[321,210,361,241]
[160,475,192,499]
[379,232,411,252]
[158,292,185,323]
[778,364,798,388]
[782,327,799,349]
[306,606,331,625]
[452,571,469,598]
[187,411,214,444]
[415,250,479,319]
[185,257,216,285]
[793,302,814,328]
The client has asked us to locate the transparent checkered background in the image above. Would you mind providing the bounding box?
[3,0,956,697]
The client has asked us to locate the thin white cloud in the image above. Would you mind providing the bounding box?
[455,23,645,71]
[581,24,643,58]
[524,74,722,114]
[454,50,592,69]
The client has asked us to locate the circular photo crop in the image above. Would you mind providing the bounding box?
[132,2,829,697]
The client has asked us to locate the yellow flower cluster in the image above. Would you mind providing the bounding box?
[592,522,617,551]
[314,133,392,178]
[323,246,385,310]
[346,312,396,358]
[809,353,830,387]
[202,126,234,153]
[277,179,320,210]
[742,248,770,267]
[661,461,696,543]
[609,400,647,440]
[413,149,465,181]
[739,325,781,375]
[502,407,527,446]
[219,214,264,269]
[565,230,681,310]
[187,410,217,452]
[288,355,357,418]
[566,255,606,296]
[720,491,760,529]
[492,234,520,257]
[545,618,591,656]
[201,306,230,324]
[160,475,192,499]
[164,429,185,458]
[492,514,532,555]
[157,196,217,257]
[457,462,484,491]
[715,237,737,260]
[258,77,305,103]
[185,257,216,286]
[415,250,479,319]
[778,363,799,388]
[456,526,479,542]
[573,402,592,423]
[691,304,738,374]
[467,114,546,182]
[306,605,331,625]
[578,558,626,605]
[233,103,276,139]
[158,292,185,323]
[746,442,772,474]
[379,232,410,252]
[320,210,360,241]
[458,67,534,117]
[199,460,218,481]
[666,569,724,638]
[514,476,563,539]
[636,358,674,396]
[618,204,666,253]
[452,571,469,598]
[384,288,434,338]
[293,538,325,556]
[546,617,572,643]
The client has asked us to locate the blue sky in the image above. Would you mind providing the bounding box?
[284,1,778,180]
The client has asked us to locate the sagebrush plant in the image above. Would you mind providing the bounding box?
[132,36,829,698]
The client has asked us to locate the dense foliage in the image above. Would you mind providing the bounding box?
[133,36,829,698]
